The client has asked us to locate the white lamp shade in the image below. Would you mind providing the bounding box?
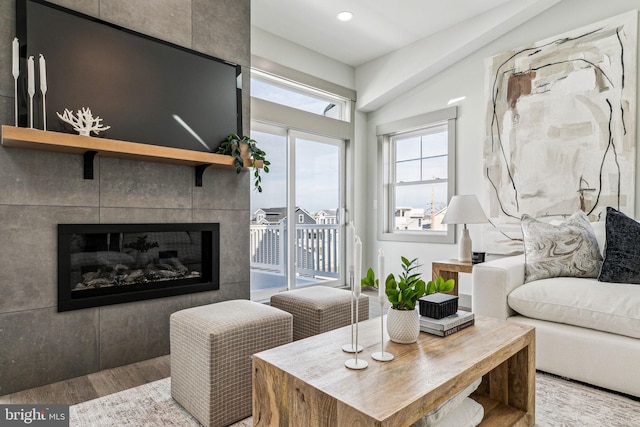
[441,195,488,225]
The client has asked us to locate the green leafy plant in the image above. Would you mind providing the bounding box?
[361,256,455,310]
[427,275,455,295]
[216,133,270,192]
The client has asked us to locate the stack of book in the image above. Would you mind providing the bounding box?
[420,310,475,337]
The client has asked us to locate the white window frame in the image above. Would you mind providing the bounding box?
[377,107,457,243]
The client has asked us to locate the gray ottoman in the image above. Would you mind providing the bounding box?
[170,299,292,427]
[270,286,369,340]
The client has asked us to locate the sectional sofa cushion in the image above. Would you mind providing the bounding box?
[521,211,602,283]
[598,207,640,284]
[508,277,640,339]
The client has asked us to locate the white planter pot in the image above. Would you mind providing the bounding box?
[387,307,420,344]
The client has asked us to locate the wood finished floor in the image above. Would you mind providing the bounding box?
[0,355,170,405]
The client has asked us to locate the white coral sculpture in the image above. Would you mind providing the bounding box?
[56,107,111,136]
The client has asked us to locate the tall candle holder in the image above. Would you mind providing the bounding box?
[12,38,19,126]
[344,284,367,369]
[345,236,367,370]
[342,222,362,354]
[342,269,363,354]
[39,54,47,130]
[372,248,393,362]
[27,56,35,129]
[371,295,394,362]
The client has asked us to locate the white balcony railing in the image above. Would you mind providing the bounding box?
[250,223,340,279]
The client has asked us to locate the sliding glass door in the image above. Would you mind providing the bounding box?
[250,125,345,300]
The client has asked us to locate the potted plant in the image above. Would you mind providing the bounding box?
[362,256,454,343]
[216,133,270,192]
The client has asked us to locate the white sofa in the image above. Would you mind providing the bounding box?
[472,221,640,398]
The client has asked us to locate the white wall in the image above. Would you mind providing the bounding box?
[363,0,640,301]
[251,27,355,90]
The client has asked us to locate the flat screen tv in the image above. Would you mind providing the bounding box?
[16,0,242,153]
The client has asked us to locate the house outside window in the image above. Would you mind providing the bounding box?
[378,107,457,244]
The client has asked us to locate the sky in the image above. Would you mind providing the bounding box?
[249,131,341,214]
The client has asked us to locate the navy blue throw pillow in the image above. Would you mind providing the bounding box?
[598,207,640,284]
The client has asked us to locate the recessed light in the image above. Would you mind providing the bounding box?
[337,11,353,22]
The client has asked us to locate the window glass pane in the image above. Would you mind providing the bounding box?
[395,136,421,161]
[421,156,447,181]
[394,183,449,232]
[396,160,421,183]
[251,74,347,120]
[422,129,448,157]
[250,130,288,295]
[250,130,287,213]
[295,136,341,286]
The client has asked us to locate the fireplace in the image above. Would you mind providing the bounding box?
[57,223,220,312]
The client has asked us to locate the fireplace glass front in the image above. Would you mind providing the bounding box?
[58,223,219,311]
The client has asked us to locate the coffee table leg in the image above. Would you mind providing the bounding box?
[472,332,535,426]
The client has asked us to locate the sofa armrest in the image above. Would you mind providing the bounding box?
[471,254,525,320]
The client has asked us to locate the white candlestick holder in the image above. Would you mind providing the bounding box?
[14,78,18,127]
[342,271,363,354]
[371,297,394,362]
[345,288,367,370]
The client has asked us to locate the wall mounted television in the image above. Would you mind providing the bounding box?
[16,0,242,153]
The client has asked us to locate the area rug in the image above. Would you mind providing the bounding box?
[69,372,640,426]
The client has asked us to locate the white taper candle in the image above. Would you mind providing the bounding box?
[378,248,385,303]
[27,56,35,96]
[347,222,355,277]
[12,38,19,79]
[39,54,47,94]
[354,236,362,297]
[27,56,35,128]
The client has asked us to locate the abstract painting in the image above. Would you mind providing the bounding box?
[483,11,637,254]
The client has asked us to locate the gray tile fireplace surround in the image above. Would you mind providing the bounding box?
[0,0,251,395]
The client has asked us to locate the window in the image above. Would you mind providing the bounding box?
[251,70,351,122]
[378,107,457,243]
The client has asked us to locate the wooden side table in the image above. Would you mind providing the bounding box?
[432,259,473,298]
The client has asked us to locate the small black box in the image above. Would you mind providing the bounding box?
[418,293,459,319]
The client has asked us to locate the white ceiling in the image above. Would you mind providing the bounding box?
[251,0,515,67]
[251,0,563,111]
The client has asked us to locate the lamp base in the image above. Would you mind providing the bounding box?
[458,228,472,262]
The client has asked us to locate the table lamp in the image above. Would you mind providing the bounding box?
[441,195,488,262]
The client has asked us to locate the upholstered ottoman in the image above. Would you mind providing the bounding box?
[170,299,292,427]
[270,286,369,340]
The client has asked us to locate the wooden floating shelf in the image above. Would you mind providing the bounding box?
[1,126,260,186]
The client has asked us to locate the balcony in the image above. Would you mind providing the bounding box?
[250,223,340,292]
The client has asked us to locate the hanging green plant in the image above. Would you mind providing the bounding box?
[216,133,270,192]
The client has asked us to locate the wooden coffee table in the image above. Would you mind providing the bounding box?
[253,315,535,426]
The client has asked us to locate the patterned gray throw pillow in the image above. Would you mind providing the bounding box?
[521,211,603,283]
